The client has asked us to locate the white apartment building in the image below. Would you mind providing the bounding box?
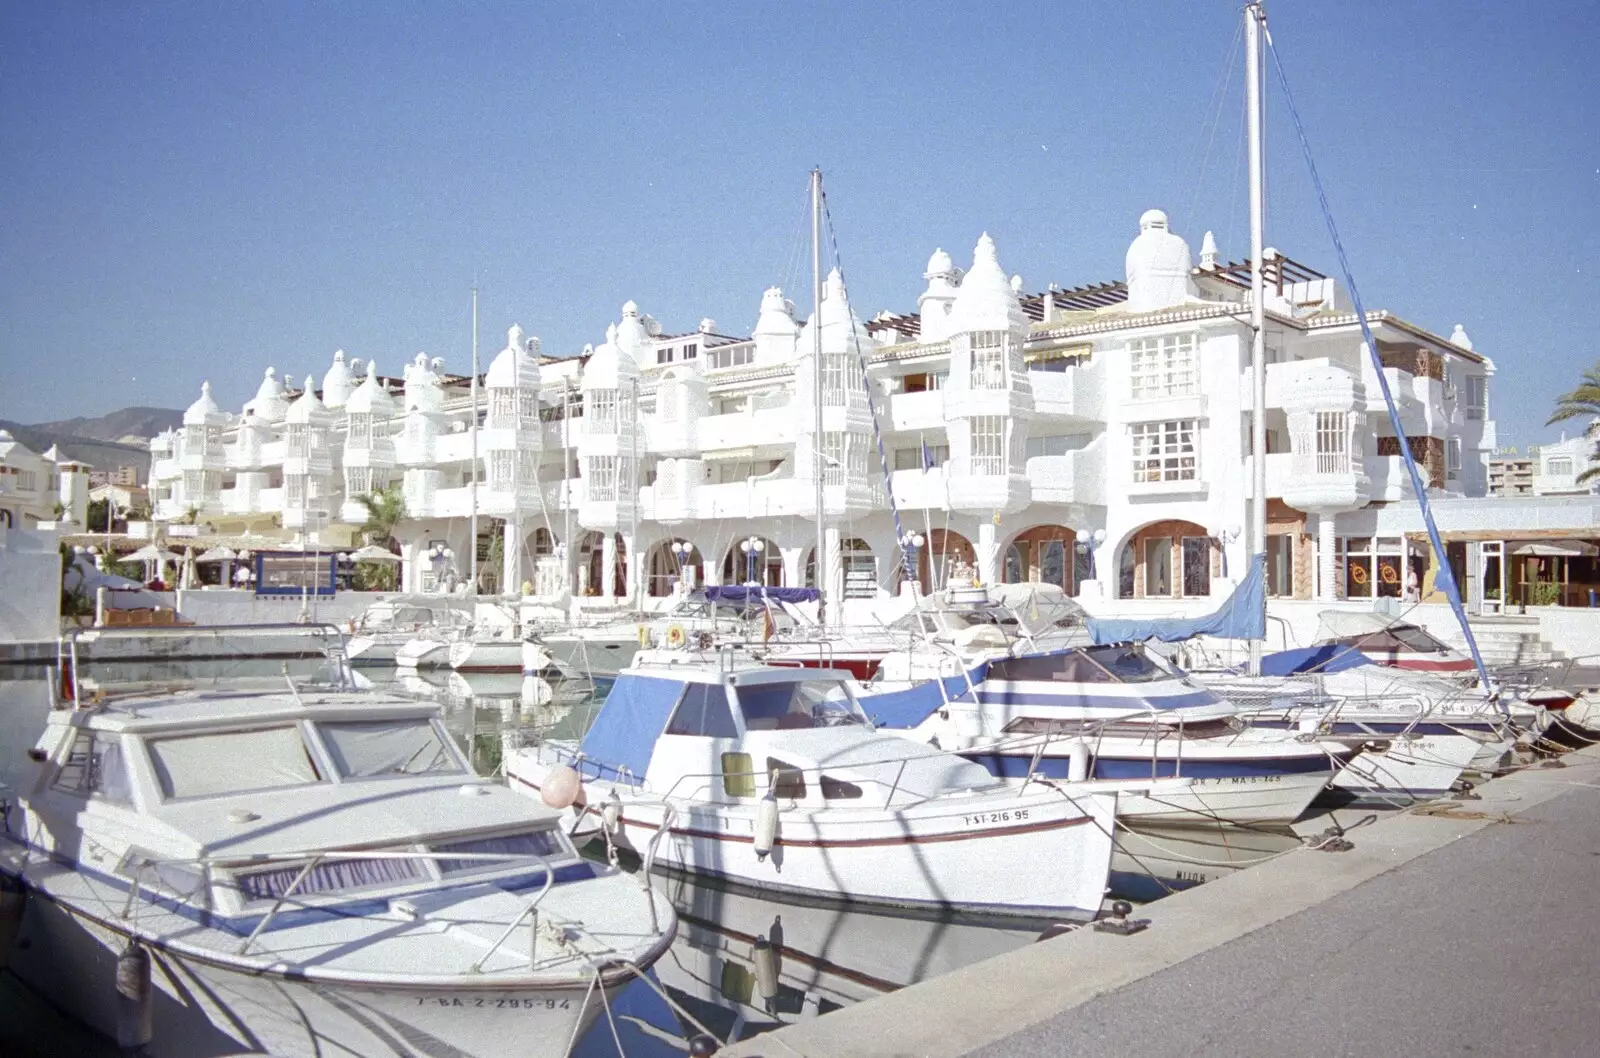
[1490,425,1598,497]
[147,208,1497,612]
[0,431,91,530]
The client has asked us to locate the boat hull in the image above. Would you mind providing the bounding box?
[510,763,1115,920]
[449,639,525,674]
[4,878,614,1058]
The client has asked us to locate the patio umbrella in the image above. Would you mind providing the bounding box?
[127,544,184,563]
[1510,541,1598,558]
[348,544,402,563]
[196,546,237,562]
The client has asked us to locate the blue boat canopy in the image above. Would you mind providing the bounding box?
[1086,552,1267,645]
[1258,643,1373,677]
[702,586,820,605]
[860,662,990,730]
[575,673,684,783]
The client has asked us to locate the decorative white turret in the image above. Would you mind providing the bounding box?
[243,367,289,422]
[177,381,227,509]
[283,375,336,537]
[1199,230,1219,271]
[753,287,800,363]
[479,324,543,512]
[1450,324,1473,351]
[944,233,1033,515]
[322,350,353,410]
[339,361,399,520]
[916,248,964,344]
[614,300,651,361]
[578,321,640,532]
[794,268,879,517]
[1124,209,1199,314]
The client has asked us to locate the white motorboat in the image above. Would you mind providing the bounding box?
[864,644,1350,826]
[507,654,1129,921]
[1314,610,1476,679]
[1197,645,1522,802]
[345,595,471,666]
[0,674,676,1057]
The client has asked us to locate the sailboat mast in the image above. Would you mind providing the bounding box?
[811,167,827,630]
[1246,2,1267,677]
[470,284,480,596]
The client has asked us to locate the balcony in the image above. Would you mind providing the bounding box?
[1025,447,1107,507]
[1254,450,1372,512]
[696,408,799,454]
[1028,368,1103,422]
[888,390,945,432]
[945,457,1031,514]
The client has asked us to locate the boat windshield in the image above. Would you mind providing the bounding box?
[1389,625,1448,653]
[1081,644,1173,684]
[316,719,462,778]
[736,680,866,730]
[146,726,323,801]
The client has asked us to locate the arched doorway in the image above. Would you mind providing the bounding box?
[646,538,703,597]
[576,530,626,596]
[1117,520,1214,599]
[916,528,974,594]
[1003,525,1076,595]
[722,535,783,587]
[803,537,879,598]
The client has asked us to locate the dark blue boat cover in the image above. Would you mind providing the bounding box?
[861,661,990,729]
[703,586,821,604]
[1258,643,1373,677]
[1086,552,1267,645]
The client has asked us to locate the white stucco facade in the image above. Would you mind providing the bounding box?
[146,212,1498,613]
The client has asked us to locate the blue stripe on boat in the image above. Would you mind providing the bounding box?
[962,752,1338,781]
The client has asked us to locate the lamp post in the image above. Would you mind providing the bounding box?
[740,536,765,586]
[671,540,694,592]
[1075,529,1107,582]
[1219,524,1242,580]
[899,531,925,593]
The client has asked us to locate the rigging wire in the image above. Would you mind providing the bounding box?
[1186,17,1246,230]
[1260,26,1493,695]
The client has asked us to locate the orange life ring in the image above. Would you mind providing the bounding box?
[1379,564,1400,585]
[1350,565,1368,585]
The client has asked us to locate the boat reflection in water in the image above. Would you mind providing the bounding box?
[1109,822,1306,903]
[615,873,1038,1051]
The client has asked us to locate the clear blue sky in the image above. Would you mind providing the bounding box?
[2,2,1596,450]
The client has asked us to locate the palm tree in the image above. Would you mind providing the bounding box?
[1547,364,1600,483]
[355,485,407,550]
[354,485,406,591]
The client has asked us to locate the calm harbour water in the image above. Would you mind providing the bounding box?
[0,659,1310,1057]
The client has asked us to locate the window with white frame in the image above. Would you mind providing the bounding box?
[587,390,617,434]
[1130,419,1197,482]
[709,344,754,370]
[347,414,371,449]
[1447,438,1462,480]
[285,423,308,457]
[1128,334,1198,400]
[346,467,371,495]
[969,416,1006,475]
[1315,411,1349,474]
[490,389,517,425]
[682,343,698,360]
[1546,456,1573,477]
[1465,376,1487,420]
[16,470,36,491]
[490,451,516,490]
[656,347,674,365]
[587,455,617,500]
[822,352,851,406]
[969,331,1007,390]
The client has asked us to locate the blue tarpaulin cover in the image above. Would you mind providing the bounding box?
[576,673,685,783]
[702,586,820,605]
[1086,552,1267,645]
[861,662,990,730]
[1258,643,1373,677]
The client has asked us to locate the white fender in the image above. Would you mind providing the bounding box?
[754,791,780,861]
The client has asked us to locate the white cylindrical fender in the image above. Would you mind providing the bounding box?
[540,764,587,810]
[754,793,780,861]
[115,942,153,1049]
[753,936,781,1004]
[1067,739,1091,783]
[601,791,622,834]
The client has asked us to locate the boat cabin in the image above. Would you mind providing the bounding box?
[13,689,582,930]
[569,664,1000,810]
[1315,611,1473,675]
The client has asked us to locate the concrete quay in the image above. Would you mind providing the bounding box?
[724,746,1600,1058]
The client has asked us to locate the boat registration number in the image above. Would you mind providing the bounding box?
[963,808,1030,827]
[1193,775,1282,786]
[415,997,573,1010]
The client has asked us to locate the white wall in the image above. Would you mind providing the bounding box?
[174,588,389,628]
[0,524,61,645]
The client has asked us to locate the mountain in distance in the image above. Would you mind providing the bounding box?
[0,406,183,481]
